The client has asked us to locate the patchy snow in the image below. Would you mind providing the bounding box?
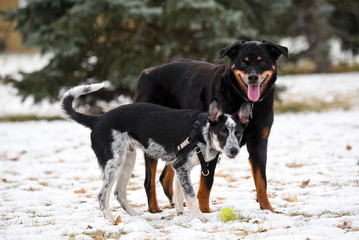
[1,110,358,240]
[0,53,359,239]
[278,73,359,107]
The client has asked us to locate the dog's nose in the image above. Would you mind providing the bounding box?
[229,147,238,156]
[248,73,258,83]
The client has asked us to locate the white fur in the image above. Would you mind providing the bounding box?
[114,150,140,216]
[61,83,104,120]
[98,130,134,221]
[173,174,185,215]
[64,83,104,98]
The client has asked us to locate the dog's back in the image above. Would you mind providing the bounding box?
[61,86,206,169]
[90,103,206,168]
[134,59,227,110]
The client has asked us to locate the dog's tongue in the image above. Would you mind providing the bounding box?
[248,84,260,102]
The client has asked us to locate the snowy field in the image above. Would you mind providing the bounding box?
[1,53,359,239]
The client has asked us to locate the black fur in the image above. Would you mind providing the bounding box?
[134,40,288,213]
[61,84,250,222]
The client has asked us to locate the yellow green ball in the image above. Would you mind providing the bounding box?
[219,207,237,222]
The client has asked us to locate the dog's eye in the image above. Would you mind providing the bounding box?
[240,61,247,68]
[235,131,241,137]
[259,61,267,67]
[219,130,228,137]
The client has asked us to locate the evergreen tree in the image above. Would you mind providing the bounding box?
[1,0,291,103]
[273,0,359,72]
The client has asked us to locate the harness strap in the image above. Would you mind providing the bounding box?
[194,145,210,176]
[175,119,203,156]
[175,117,210,176]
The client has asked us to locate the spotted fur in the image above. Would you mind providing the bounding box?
[61,83,250,222]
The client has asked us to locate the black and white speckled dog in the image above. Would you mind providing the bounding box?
[61,83,251,222]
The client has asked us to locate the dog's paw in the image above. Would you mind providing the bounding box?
[103,210,114,222]
[197,214,208,223]
[128,209,142,216]
[273,209,282,214]
[148,206,163,213]
[176,211,184,216]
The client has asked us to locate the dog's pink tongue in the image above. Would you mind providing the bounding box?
[248,84,260,102]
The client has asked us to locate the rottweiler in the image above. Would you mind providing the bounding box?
[134,40,288,213]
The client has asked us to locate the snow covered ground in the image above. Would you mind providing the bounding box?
[1,53,359,239]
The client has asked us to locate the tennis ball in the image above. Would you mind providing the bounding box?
[219,207,237,222]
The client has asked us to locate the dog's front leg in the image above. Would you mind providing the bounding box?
[197,156,218,213]
[247,135,274,212]
[174,165,208,223]
[173,174,185,215]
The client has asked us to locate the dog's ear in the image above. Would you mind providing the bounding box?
[262,40,289,59]
[208,100,223,122]
[237,102,252,126]
[262,40,289,58]
[219,41,245,59]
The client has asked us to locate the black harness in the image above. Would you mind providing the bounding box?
[175,118,210,176]
[174,101,254,177]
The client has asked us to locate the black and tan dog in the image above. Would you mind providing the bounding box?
[134,40,288,213]
[61,83,251,222]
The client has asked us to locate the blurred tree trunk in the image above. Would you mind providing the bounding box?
[298,0,331,72]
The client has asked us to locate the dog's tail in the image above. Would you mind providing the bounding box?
[61,83,104,129]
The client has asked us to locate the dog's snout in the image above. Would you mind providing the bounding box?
[230,147,239,156]
[248,73,258,83]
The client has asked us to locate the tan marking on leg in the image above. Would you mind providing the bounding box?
[261,126,270,139]
[248,158,274,212]
[161,165,175,206]
[148,159,162,213]
[197,174,211,213]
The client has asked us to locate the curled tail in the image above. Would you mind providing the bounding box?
[61,83,104,129]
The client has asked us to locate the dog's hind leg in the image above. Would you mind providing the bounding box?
[144,154,162,213]
[114,148,141,216]
[98,155,123,221]
[160,164,175,206]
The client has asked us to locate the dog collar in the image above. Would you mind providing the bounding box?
[249,101,254,119]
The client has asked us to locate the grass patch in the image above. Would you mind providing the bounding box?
[68,229,126,240]
[280,58,359,75]
[321,210,354,218]
[0,115,62,122]
[289,212,313,218]
[274,98,352,113]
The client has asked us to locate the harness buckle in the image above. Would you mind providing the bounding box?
[193,120,201,129]
[201,169,210,176]
[194,145,202,154]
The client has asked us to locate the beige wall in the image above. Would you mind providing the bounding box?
[0,0,25,51]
